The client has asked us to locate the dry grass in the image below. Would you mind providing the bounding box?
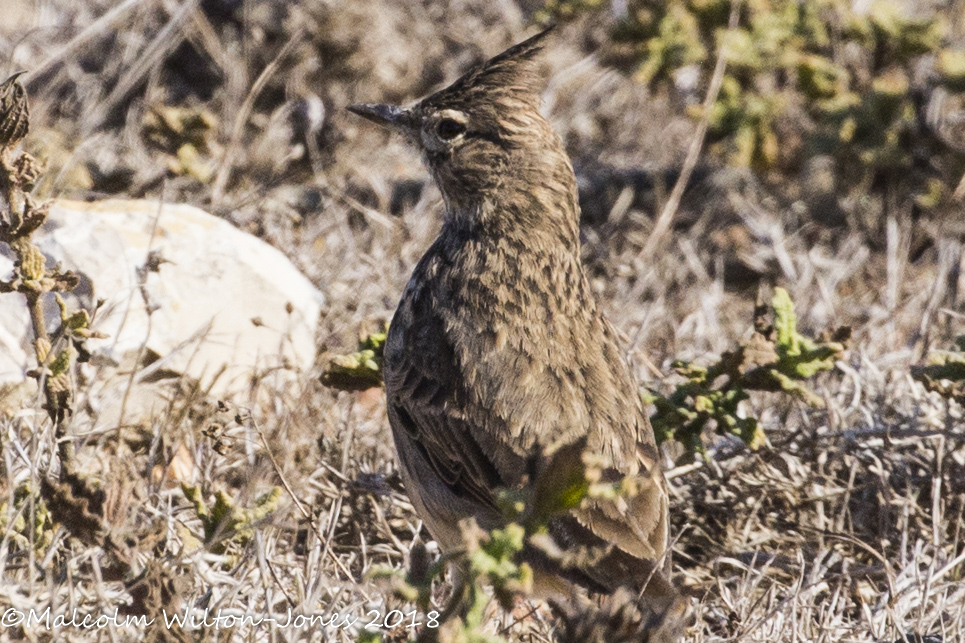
[1,0,964,641]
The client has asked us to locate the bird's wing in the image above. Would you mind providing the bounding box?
[564,396,671,587]
[574,448,668,560]
[383,306,503,513]
[534,511,677,598]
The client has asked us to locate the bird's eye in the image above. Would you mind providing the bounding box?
[437,118,466,141]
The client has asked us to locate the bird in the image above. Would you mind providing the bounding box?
[0,71,29,150]
[348,28,681,610]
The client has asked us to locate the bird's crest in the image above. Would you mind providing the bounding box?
[419,27,554,112]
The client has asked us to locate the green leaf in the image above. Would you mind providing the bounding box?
[524,437,590,531]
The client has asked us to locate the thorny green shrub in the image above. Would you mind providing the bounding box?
[141,104,219,183]
[0,73,133,598]
[542,0,962,206]
[0,482,54,554]
[367,438,641,643]
[913,335,965,405]
[321,324,387,391]
[644,287,849,454]
[0,72,97,442]
[367,513,531,642]
[181,483,281,555]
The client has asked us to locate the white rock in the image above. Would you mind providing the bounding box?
[0,199,324,405]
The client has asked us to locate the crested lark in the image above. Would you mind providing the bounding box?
[349,29,678,604]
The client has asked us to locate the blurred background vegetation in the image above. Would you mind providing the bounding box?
[547,0,965,244]
[5,0,965,338]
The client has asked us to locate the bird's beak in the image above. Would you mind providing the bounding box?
[3,71,27,85]
[347,103,413,132]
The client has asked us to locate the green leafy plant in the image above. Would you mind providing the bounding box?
[181,484,281,554]
[367,438,631,642]
[0,73,101,470]
[321,324,387,391]
[0,72,136,600]
[644,288,850,454]
[0,482,54,554]
[913,335,965,404]
[142,104,219,182]
[543,0,957,204]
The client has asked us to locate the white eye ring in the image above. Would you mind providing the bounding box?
[422,109,468,150]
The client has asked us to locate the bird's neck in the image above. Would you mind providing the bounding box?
[437,175,593,323]
[441,161,582,253]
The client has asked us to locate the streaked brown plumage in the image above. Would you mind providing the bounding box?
[0,72,29,149]
[349,29,678,606]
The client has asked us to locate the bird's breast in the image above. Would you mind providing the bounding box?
[438,239,623,447]
[389,233,642,483]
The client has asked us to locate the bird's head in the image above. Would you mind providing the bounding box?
[349,28,575,227]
